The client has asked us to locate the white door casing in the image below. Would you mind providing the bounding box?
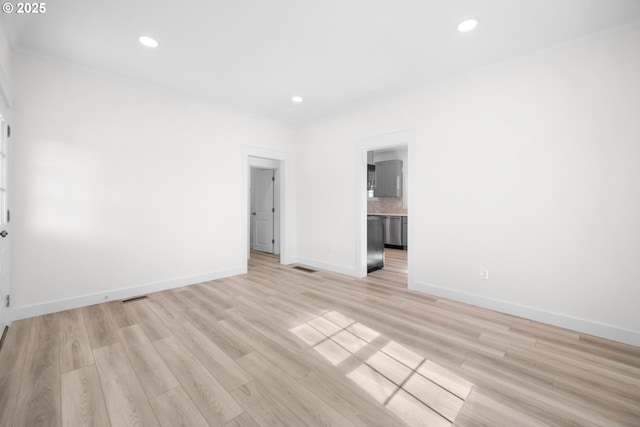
[242,146,289,269]
[251,168,274,253]
[0,113,10,331]
[356,129,415,283]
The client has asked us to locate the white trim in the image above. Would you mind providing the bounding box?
[241,145,291,267]
[10,267,243,321]
[249,166,279,255]
[291,257,359,278]
[249,157,279,169]
[411,280,640,347]
[249,158,281,255]
[355,129,415,283]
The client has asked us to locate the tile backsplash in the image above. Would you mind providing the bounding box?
[368,197,408,215]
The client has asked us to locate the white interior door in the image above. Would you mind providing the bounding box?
[251,168,274,253]
[0,113,10,331]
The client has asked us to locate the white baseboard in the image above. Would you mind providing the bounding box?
[411,281,640,348]
[10,267,244,321]
[291,257,359,278]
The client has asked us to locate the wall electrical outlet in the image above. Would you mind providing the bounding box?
[480,269,489,280]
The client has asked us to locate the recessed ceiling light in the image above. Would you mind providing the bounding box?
[138,36,159,48]
[457,19,478,33]
[291,96,303,103]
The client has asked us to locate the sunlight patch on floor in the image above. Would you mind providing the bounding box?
[290,310,474,426]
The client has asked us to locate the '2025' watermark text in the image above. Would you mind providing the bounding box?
[2,3,47,13]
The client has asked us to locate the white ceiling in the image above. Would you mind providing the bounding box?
[4,0,640,126]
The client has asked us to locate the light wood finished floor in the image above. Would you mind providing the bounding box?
[1,251,639,426]
[368,248,409,288]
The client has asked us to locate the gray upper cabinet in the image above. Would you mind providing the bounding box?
[374,160,403,197]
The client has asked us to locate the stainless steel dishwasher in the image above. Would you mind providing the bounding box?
[367,216,384,272]
[384,216,403,247]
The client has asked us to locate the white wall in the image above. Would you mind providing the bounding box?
[296,25,640,345]
[0,19,11,107]
[10,53,296,317]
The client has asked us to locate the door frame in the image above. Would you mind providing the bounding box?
[355,129,415,285]
[241,146,290,271]
[250,166,278,254]
[0,93,11,331]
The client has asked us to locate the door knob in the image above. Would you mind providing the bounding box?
[252,212,256,216]
[0,230,7,238]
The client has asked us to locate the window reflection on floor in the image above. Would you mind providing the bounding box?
[291,310,473,427]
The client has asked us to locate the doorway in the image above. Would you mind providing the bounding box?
[242,145,291,273]
[366,147,408,285]
[356,129,415,287]
[250,167,276,254]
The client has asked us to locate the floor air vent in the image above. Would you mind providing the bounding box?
[121,295,149,303]
[293,266,317,273]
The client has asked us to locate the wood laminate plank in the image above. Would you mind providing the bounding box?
[365,350,413,384]
[536,338,640,379]
[154,335,243,426]
[149,387,209,427]
[175,288,227,321]
[1,318,33,352]
[418,360,474,401]
[361,349,465,422]
[104,301,138,329]
[218,316,313,380]
[123,300,172,342]
[0,320,31,427]
[231,380,306,427]
[311,338,353,366]
[13,346,61,427]
[59,308,94,374]
[158,289,192,312]
[455,389,549,427]
[507,346,638,394]
[222,412,260,427]
[170,321,252,392]
[0,344,26,377]
[462,359,624,426]
[116,324,179,399]
[0,371,22,427]
[378,339,425,369]
[346,362,451,427]
[402,370,464,422]
[27,313,59,354]
[552,373,640,423]
[181,308,253,360]
[145,296,186,328]
[331,329,368,353]
[61,365,111,427]
[225,307,309,355]
[297,370,408,427]
[193,283,234,311]
[237,351,358,427]
[201,279,236,300]
[229,294,298,328]
[82,304,118,350]
[93,343,160,427]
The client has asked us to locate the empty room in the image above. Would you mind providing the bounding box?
[0,1,639,426]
